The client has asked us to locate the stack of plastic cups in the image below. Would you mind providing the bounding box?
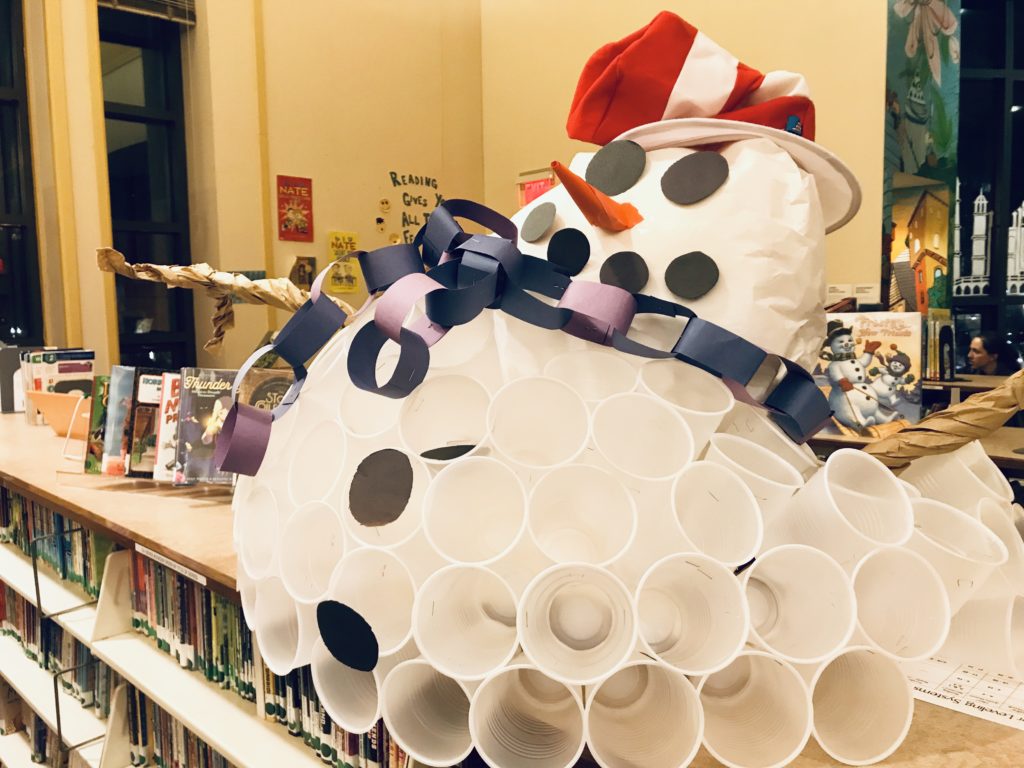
[705,433,804,519]
[584,659,703,768]
[802,647,914,765]
[697,650,812,768]
[380,659,476,767]
[764,449,913,570]
[638,359,735,457]
[898,440,1013,516]
[717,400,820,480]
[905,497,1009,614]
[590,392,695,589]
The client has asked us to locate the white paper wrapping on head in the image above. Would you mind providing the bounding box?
[509,138,826,372]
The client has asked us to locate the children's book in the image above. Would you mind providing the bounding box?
[174,368,236,485]
[813,312,924,438]
[101,365,136,476]
[85,375,110,475]
[126,369,164,478]
[153,373,182,483]
[238,367,294,413]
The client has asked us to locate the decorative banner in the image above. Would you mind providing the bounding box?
[288,256,317,291]
[277,175,314,242]
[881,0,960,311]
[326,231,364,295]
[230,270,266,304]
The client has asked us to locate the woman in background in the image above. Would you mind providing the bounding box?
[967,331,1021,376]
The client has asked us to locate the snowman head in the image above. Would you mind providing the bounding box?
[829,331,856,357]
[513,11,860,372]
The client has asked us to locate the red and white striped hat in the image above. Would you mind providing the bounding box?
[567,11,860,233]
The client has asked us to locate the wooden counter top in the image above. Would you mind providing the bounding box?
[0,414,236,593]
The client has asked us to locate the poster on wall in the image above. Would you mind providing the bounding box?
[812,312,923,438]
[881,0,960,311]
[326,230,364,295]
[277,175,314,242]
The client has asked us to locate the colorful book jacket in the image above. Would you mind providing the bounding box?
[85,375,110,475]
[101,365,136,476]
[813,312,924,438]
[127,369,164,478]
[153,373,182,483]
[174,368,235,485]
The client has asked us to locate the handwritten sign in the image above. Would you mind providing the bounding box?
[277,175,314,242]
[387,171,444,243]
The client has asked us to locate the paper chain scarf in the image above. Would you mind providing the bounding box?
[215,199,832,476]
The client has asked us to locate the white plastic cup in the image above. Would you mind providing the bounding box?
[742,545,856,665]
[392,530,448,586]
[671,461,763,567]
[697,650,812,768]
[488,533,556,599]
[705,433,802,517]
[310,638,417,735]
[527,464,637,565]
[236,565,259,631]
[543,349,639,403]
[399,374,490,465]
[232,474,253,546]
[423,456,527,565]
[337,448,430,549]
[764,449,913,570]
[636,553,749,675]
[278,501,346,604]
[325,548,415,655]
[592,393,695,481]
[488,377,590,469]
[940,594,1024,678]
[638,359,734,456]
[518,563,637,686]
[905,498,1010,615]
[807,647,914,766]
[429,310,504,392]
[718,400,820,480]
[851,547,950,661]
[337,380,403,446]
[252,577,317,676]
[899,479,922,499]
[380,659,475,767]
[413,565,518,681]
[585,659,703,768]
[898,441,1012,515]
[975,497,1024,598]
[287,418,347,505]
[469,662,585,768]
[236,485,282,581]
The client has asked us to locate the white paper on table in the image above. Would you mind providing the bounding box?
[902,655,1024,731]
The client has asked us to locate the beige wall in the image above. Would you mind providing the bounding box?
[479,0,887,297]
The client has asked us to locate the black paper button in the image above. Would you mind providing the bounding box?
[547,228,590,276]
[317,600,379,671]
[349,449,413,527]
[521,202,557,243]
[600,251,650,294]
[665,251,720,300]
[585,140,647,196]
[661,151,729,205]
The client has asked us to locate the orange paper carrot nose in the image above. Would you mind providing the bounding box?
[551,161,643,232]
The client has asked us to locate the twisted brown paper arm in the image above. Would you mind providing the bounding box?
[864,370,1024,469]
[97,248,354,351]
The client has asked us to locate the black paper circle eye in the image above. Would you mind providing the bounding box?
[349,449,413,527]
[585,140,647,196]
[661,151,729,205]
[420,445,476,461]
[600,251,649,294]
[665,251,720,300]
[317,600,379,671]
[547,228,590,276]
[521,202,557,243]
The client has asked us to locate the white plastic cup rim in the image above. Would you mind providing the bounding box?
[850,546,951,661]
[543,349,639,402]
[696,650,813,768]
[743,544,857,666]
[253,577,311,676]
[526,464,639,566]
[977,498,1024,587]
[327,548,415,656]
[670,461,764,567]
[591,392,696,482]
[706,433,803,492]
[518,562,638,686]
[398,374,491,465]
[237,485,281,581]
[340,450,430,551]
[807,646,915,766]
[912,498,1010,566]
[412,564,519,681]
[635,552,751,676]
[638,359,735,418]
[422,456,528,566]
[279,500,346,604]
[817,449,914,548]
[487,376,591,470]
